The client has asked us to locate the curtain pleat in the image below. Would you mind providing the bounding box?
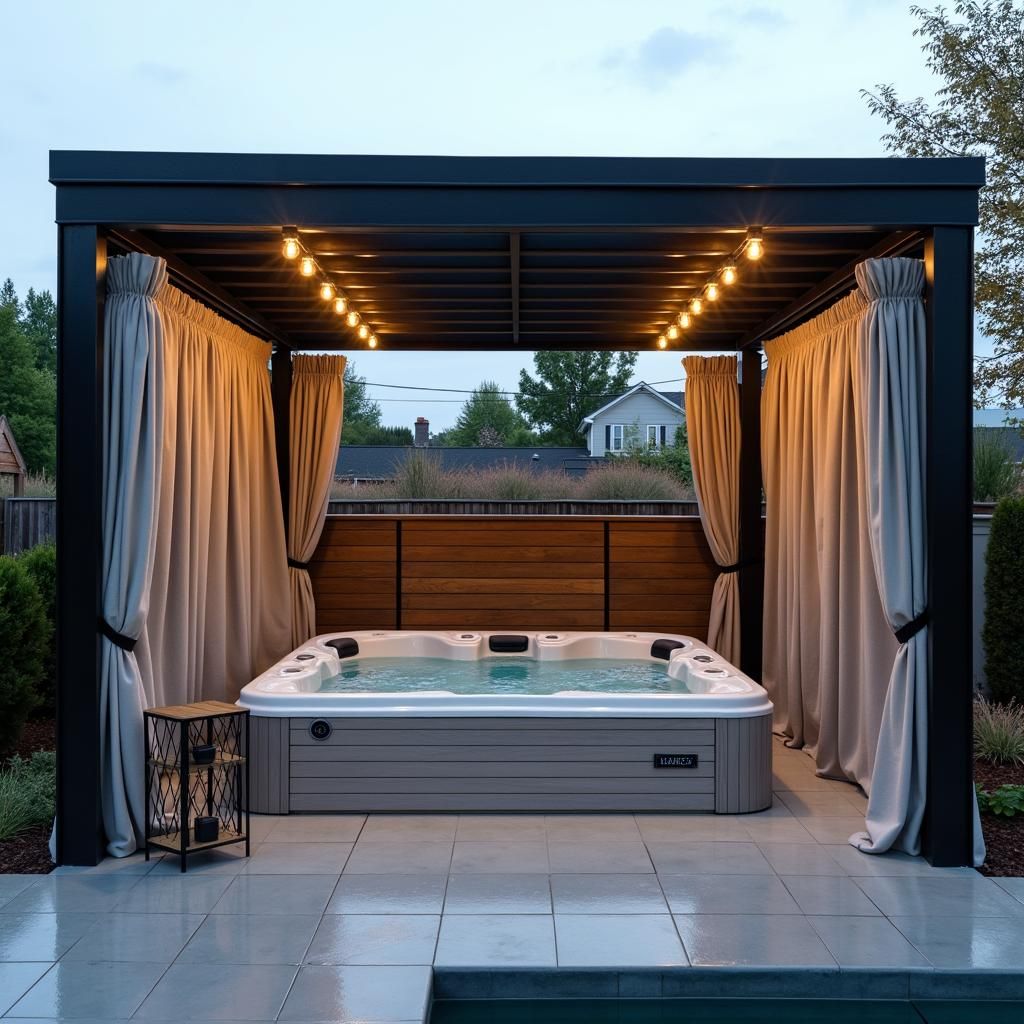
[682,355,742,664]
[98,253,167,857]
[288,354,347,644]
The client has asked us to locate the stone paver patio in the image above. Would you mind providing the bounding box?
[1,738,1022,1021]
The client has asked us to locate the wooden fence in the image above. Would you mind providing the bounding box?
[309,515,717,640]
[1,497,56,555]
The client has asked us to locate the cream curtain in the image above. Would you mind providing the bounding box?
[682,355,742,664]
[288,354,347,644]
[98,254,167,858]
[762,289,896,792]
[849,258,984,862]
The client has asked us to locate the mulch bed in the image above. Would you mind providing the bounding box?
[975,756,1024,877]
[0,716,57,876]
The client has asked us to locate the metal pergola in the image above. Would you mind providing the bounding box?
[50,151,984,866]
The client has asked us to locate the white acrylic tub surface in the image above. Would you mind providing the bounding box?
[238,631,773,719]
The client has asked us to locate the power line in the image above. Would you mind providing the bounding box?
[342,375,686,402]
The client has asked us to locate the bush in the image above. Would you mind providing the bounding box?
[18,543,56,715]
[974,429,1020,502]
[976,782,1024,819]
[0,555,48,754]
[576,460,692,501]
[974,696,1024,765]
[0,751,55,840]
[467,465,562,501]
[983,496,1024,705]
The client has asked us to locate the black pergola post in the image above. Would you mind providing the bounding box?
[738,349,764,681]
[923,227,976,867]
[55,225,107,866]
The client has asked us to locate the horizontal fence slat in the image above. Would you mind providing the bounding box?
[403,577,605,595]
[402,594,604,611]
[403,545,602,563]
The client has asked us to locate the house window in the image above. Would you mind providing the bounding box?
[647,425,668,448]
[610,424,625,451]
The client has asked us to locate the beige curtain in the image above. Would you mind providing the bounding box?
[762,290,896,791]
[288,354,347,644]
[136,284,292,717]
[682,355,742,663]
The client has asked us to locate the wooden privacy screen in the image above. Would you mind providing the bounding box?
[309,516,717,640]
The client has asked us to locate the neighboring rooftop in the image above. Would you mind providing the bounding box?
[976,425,1024,463]
[336,445,594,481]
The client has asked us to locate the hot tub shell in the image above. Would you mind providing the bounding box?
[239,630,773,815]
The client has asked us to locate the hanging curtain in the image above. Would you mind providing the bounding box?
[288,354,347,645]
[761,289,896,791]
[849,258,984,862]
[98,253,167,857]
[681,355,742,664]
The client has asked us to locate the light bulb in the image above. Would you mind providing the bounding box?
[319,282,335,302]
[346,310,360,328]
[746,235,764,260]
[706,282,720,302]
[334,295,348,315]
[299,256,316,277]
[657,335,667,350]
[667,325,679,340]
[282,236,300,260]
[358,324,370,340]
[722,265,737,285]
[368,334,378,349]
[690,296,703,315]
[678,312,691,329]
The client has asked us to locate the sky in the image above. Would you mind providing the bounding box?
[1,0,961,430]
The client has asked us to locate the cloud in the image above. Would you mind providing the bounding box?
[718,5,790,30]
[134,61,188,86]
[601,27,731,90]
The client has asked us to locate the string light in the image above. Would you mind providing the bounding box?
[652,227,765,349]
[281,228,381,348]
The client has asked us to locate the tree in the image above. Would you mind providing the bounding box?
[863,1,1024,406]
[20,288,57,374]
[445,380,536,447]
[344,424,414,445]
[516,351,638,445]
[0,281,56,475]
[341,361,384,444]
[618,419,693,485]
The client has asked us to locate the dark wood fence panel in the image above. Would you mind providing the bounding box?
[402,519,605,631]
[309,516,718,639]
[2,498,57,554]
[309,519,398,633]
[608,520,717,641]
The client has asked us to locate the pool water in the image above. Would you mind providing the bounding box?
[319,656,689,695]
[429,998,1024,1024]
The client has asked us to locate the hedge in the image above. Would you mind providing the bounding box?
[983,496,1024,705]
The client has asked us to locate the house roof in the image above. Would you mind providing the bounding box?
[975,426,1024,464]
[0,416,27,477]
[336,445,594,480]
[578,382,685,432]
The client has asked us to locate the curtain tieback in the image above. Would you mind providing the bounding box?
[717,558,759,575]
[894,610,928,644]
[98,618,137,653]
[288,557,311,571]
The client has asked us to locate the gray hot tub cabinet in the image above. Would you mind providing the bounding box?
[248,713,773,815]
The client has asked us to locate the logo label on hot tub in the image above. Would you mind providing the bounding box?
[309,720,333,742]
[653,753,698,769]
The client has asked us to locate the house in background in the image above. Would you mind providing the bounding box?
[580,382,685,457]
[336,381,686,482]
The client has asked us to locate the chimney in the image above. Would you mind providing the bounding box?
[414,416,430,447]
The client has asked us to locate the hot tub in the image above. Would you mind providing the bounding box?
[238,630,773,814]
